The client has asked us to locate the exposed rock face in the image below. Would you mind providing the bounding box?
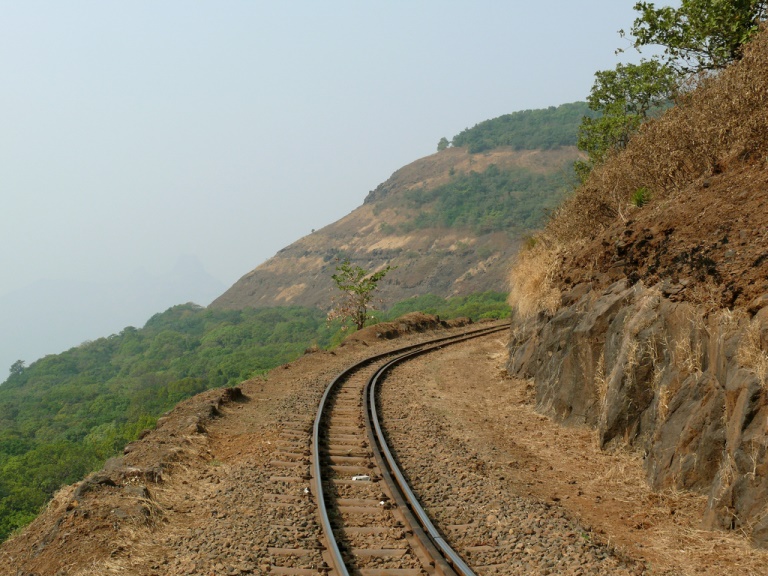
[508,280,768,546]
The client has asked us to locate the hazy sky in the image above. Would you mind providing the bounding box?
[1,1,654,298]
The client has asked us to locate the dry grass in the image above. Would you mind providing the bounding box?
[714,307,748,334]
[738,318,768,387]
[648,332,668,389]
[585,447,645,491]
[687,279,727,312]
[594,350,607,403]
[622,338,641,385]
[670,308,706,378]
[583,448,768,576]
[73,496,164,576]
[619,288,662,385]
[507,240,563,319]
[657,385,671,423]
[648,522,768,576]
[573,25,768,236]
[674,335,704,378]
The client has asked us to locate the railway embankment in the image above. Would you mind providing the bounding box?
[507,279,768,547]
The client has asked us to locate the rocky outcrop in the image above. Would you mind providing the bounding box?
[508,280,768,546]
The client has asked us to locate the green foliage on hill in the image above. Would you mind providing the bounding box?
[451,102,596,153]
[383,291,510,321]
[0,293,508,542]
[398,163,575,234]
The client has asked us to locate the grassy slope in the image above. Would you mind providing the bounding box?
[212,108,586,311]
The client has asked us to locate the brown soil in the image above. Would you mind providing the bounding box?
[557,157,768,312]
[4,324,767,575]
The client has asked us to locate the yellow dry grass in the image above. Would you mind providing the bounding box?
[583,448,768,576]
[274,282,307,302]
[507,240,563,319]
[738,318,768,387]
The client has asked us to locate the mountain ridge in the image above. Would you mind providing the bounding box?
[211,145,580,311]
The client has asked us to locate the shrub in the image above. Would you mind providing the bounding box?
[631,186,651,207]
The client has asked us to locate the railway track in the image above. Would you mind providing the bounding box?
[305,322,508,576]
[256,321,642,575]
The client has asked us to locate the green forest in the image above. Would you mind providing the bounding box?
[382,292,509,321]
[397,163,575,234]
[450,102,596,153]
[0,294,508,542]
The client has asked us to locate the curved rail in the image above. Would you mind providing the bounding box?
[365,327,507,575]
[311,322,508,575]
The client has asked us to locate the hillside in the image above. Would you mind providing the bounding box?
[211,104,585,311]
[507,26,768,547]
[0,293,509,543]
[0,304,341,542]
[6,43,768,571]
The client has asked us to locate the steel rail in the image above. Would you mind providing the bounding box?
[366,325,508,576]
[310,322,508,575]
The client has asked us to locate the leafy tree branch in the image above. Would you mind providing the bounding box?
[579,0,767,178]
[624,0,768,74]
[577,60,677,177]
[327,260,395,330]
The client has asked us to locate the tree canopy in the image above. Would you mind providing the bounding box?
[451,102,595,153]
[576,60,677,177]
[579,0,768,176]
[395,163,576,235]
[624,0,768,74]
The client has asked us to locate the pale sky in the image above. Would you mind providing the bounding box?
[0,1,650,368]
[1,1,649,292]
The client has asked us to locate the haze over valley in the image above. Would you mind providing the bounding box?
[1,1,646,374]
[0,256,224,373]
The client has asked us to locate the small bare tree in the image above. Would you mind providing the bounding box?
[327,259,395,330]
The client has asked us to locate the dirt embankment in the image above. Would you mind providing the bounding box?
[557,164,768,311]
[0,315,470,575]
